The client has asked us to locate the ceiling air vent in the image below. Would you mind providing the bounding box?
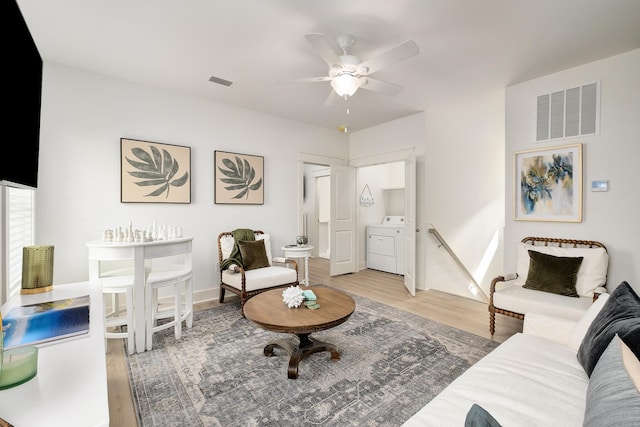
[536,81,599,142]
[208,75,234,87]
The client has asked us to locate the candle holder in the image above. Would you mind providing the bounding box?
[0,346,38,389]
[21,245,54,294]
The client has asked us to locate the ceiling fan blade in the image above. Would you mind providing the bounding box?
[305,33,341,68]
[275,76,332,85]
[358,40,419,75]
[360,77,404,96]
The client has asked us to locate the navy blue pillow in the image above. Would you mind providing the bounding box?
[577,281,640,376]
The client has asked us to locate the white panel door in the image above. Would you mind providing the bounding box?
[329,165,357,276]
[404,154,416,296]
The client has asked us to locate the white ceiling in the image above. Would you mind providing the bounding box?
[16,0,640,133]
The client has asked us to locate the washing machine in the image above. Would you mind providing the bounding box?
[366,216,405,275]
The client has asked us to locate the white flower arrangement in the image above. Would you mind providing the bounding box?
[282,285,304,308]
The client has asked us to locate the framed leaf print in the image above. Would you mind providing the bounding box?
[514,143,582,222]
[214,151,264,204]
[121,138,191,203]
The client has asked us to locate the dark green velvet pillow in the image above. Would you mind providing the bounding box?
[238,239,270,270]
[577,281,640,377]
[522,250,583,297]
[465,404,502,427]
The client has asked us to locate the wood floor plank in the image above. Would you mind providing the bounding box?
[106,257,522,426]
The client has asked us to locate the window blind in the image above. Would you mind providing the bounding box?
[3,186,35,303]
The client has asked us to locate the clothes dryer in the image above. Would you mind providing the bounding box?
[366,216,405,275]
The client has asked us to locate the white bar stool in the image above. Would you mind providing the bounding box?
[145,266,193,351]
[101,275,136,355]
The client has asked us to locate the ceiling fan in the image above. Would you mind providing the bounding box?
[280,33,419,100]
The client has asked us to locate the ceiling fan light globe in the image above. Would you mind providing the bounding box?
[331,74,361,97]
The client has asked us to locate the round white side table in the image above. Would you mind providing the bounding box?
[281,245,314,286]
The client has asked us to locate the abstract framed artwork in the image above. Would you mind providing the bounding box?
[214,150,264,205]
[120,138,191,203]
[514,143,582,222]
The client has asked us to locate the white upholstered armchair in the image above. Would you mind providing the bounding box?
[217,230,299,315]
[489,236,609,335]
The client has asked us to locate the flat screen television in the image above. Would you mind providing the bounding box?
[2,0,42,189]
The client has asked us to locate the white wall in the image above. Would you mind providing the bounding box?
[36,62,348,302]
[358,163,405,224]
[423,90,506,296]
[505,49,640,294]
[350,104,505,296]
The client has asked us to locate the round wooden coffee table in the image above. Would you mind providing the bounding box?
[243,287,355,379]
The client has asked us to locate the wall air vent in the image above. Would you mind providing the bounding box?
[208,75,234,87]
[536,81,599,142]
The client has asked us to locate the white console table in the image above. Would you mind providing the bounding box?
[87,236,193,353]
[0,281,109,427]
[281,245,314,286]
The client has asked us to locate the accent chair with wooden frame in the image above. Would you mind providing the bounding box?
[489,236,609,335]
[217,230,299,315]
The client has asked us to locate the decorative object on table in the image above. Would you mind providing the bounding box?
[514,143,582,222]
[359,184,375,207]
[214,150,264,205]
[296,235,308,246]
[101,220,183,242]
[0,309,39,391]
[120,138,191,204]
[302,289,316,301]
[282,285,304,308]
[0,345,38,390]
[303,289,319,309]
[2,295,90,349]
[21,245,54,294]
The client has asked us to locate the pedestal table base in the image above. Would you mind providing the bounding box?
[263,333,340,379]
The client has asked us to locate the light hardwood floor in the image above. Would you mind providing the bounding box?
[106,257,523,426]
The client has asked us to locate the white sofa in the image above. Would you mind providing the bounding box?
[403,281,640,426]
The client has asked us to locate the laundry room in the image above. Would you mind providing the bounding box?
[301,160,407,274]
[358,161,406,274]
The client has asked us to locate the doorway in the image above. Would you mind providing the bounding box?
[298,148,416,298]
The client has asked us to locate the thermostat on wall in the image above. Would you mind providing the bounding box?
[591,180,608,192]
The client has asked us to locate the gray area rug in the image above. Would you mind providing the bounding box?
[126,287,499,426]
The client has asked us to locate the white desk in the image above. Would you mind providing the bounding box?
[87,236,193,353]
[0,281,109,427]
[281,245,314,286]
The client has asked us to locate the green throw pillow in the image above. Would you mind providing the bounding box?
[522,250,583,297]
[238,240,270,270]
